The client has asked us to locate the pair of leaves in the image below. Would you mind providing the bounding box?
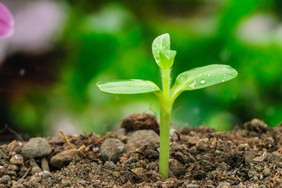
[97,64,237,97]
[97,34,238,99]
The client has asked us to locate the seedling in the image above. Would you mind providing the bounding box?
[97,33,238,179]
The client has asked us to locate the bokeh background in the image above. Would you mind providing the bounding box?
[0,0,281,138]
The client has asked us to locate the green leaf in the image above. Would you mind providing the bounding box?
[171,64,238,96]
[159,50,176,69]
[152,33,170,66]
[97,79,160,94]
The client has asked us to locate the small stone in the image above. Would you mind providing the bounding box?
[196,138,209,151]
[112,171,119,177]
[50,149,78,167]
[217,182,230,188]
[61,179,72,187]
[206,185,216,188]
[126,130,159,151]
[131,167,145,176]
[219,162,229,171]
[169,159,185,177]
[1,175,11,184]
[31,166,42,175]
[12,181,24,188]
[244,151,256,163]
[104,161,115,170]
[271,151,282,162]
[10,154,24,165]
[170,129,179,141]
[185,184,200,188]
[93,147,99,153]
[125,158,138,165]
[38,171,52,179]
[7,170,17,177]
[41,158,50,172]
[253,151,267,162]
[22,137,52,158]
[238,144,249,151]
[189,146,197,154]
[8,165,18,171]
[100,138,124,163]
[262,167,271,177]
[29,174,41,184]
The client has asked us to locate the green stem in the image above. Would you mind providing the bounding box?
[159,68,172,179]
[162,68,170,96]
[159,101,171,179]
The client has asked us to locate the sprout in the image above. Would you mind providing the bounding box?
[0,2,15,38]
[97,33,238,179]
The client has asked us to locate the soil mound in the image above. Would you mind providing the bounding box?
[0,115,281,187]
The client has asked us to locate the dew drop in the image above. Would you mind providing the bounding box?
[200,80,206,84]
[221,80,224,82]
[189,80,196,88]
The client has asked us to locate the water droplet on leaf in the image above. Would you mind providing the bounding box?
[200,80,206,84]
[189,80,196,88]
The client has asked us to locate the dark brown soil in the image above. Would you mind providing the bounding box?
[0,114,281,187]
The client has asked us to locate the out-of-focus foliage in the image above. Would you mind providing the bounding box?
[6,0,282,135]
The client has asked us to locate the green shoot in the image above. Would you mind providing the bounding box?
[97,33,238,179]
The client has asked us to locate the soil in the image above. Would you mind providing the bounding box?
[0,113,281,187]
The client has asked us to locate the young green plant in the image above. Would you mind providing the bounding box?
[97,33,238,179]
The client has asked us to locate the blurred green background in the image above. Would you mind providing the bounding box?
[0,0,281,137]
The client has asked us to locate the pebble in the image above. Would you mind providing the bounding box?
[131,167,144,176]
[206,185,216,188]
[31,166,42,175]
[169,159,185,177]
[104,161,115,169]
[93,147,99,153]
[238,143,250,151]
[100,138,125,163]
[1,175,11,184]
[50,149,78,167]
[262,167,271,177]
[22,137,52,158]
[12,181,24,188]
[126,130,159,151]
[196,138,209,151]
[38,171,52,179]
[10,154,24,165]
[217,182,230,188]
[7,170,17,177]
[8,165,18,171]
[184,183,200,188]
[61,179,72,187]
[170,129,179,141]
[41,157,50,172]
[244,151,255,163]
